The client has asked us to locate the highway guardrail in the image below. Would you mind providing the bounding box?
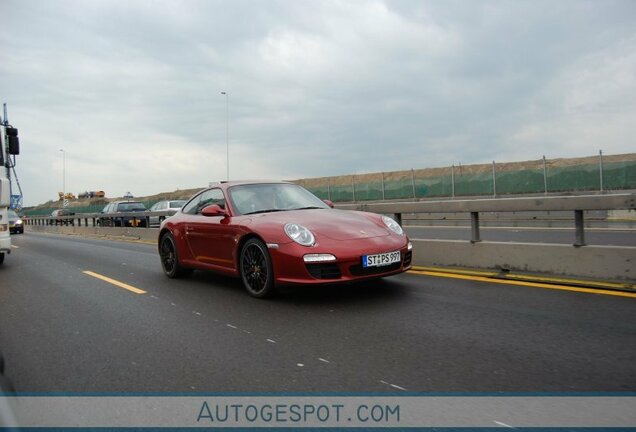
[23,193,636,282]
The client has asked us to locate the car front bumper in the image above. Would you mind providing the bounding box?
[269,235,412,285]
[9,223,23,233]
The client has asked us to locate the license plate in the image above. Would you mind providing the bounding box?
[363,251,401,268]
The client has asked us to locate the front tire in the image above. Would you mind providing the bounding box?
[160,232,192,278]
[239,238,275,298]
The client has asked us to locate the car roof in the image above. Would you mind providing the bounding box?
[208,180,294,189]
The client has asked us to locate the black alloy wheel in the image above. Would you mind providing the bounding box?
[160,232,191,278]
[240,238,275,298]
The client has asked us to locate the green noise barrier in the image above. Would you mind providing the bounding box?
[21,153,636,215]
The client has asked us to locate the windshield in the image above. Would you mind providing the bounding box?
[117,202,146,212]
[8,210,19,219]
[169,200,186,209]
[228,183,329,216]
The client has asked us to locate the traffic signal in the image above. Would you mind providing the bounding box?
[5,127,19,155]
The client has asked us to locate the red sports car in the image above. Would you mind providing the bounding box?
[158,181,412,297]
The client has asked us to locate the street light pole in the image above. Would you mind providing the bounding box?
[59,149,66,207]
[221,91,229,181]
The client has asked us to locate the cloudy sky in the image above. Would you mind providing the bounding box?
[1,0,635,206]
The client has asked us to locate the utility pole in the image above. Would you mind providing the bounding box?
[221,91,229,181]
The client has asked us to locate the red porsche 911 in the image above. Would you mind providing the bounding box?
[158,181,412,298]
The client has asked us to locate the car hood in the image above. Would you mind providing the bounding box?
[243,209,391,241]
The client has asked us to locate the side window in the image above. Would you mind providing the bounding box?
[182,195,202,215]
[182,189,226,215]
[196,189,226,213]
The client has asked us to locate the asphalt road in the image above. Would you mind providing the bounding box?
[0,233,635,393]
[404,226,636,246]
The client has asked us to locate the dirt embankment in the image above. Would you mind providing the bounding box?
[24,153,636,213]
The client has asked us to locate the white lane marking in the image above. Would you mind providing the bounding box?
[297,363,304,367]
[150,295,159,299]
[243,330,252,334]
[193,311,202,316]
[493,420,515,428]
[266,339,277,344]
[171,302,176,306]
[380,380,407,391]
[318,358,330,363]
[11,245,19,249]
[227,324,237,329]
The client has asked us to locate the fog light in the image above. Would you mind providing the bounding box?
[407,242,413,251]
[303,254,336,263]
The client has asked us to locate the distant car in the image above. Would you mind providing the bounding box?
[158,181,412,298]
[148,200,186,227]
[98,201,148,227]
[7,210,23,234]
[50,208,75,226]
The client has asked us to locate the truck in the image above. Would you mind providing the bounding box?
[78,190,105,199]
[0,121,20,265]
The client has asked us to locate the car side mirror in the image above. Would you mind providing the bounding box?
[323,199,335,208]
[201,204,226,217]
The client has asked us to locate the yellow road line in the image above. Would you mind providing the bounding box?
[502,274,634,290]
[83,270,147,295]
[408,269,636,299]
[411,266,636,290]
[412,265,498,278]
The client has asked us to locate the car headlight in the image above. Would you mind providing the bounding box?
[16,220,23,225]
[382,216,404,235]
[284,223,315,247]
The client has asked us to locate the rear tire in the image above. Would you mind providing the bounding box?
[159,232,192,278]
[0,253,4,265]
[239,238,275,298]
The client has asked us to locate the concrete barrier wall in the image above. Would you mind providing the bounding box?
[28,225,158,242]
[412,239,635,281]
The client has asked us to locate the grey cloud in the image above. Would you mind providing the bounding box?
[1,0,635,205]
